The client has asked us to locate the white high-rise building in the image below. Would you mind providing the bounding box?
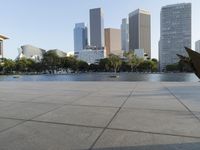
[195,40,200,53]
[74,23,88,52]
[159,3,192,71]
[0,35,9,59]
[121,18,129,52]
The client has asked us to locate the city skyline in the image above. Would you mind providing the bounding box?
[1,0,200,59]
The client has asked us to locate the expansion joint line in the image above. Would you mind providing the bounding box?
[89,83,138,150]
[0,88,98,135]
[163,83,200,123]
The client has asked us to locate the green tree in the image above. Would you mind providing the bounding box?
[120,61,131,72]
[1,59,15,73]
[62,56,78,72]
[108,54,122,73]
[32,62,44,73]
[138,60,153,72]
[99,58,110,72]
[151,58,158,72]
[166,63,179,72]
[42,51,61,73]
[124,51,143,72]
[15,58,29,72]
[77,60,89,72]
[89,64,99,72]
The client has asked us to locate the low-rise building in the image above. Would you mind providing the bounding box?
[76,49,105,64]
[17,45,67,62]
[17,45,46,62]
[134,49,144,58]
[48,49,67,57]
[67,51,75,57]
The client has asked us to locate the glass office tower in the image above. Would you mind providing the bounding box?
[74,23,88,52]
[90,8,104,49]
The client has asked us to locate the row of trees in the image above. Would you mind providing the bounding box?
[165,61,192,72]
[97,52,158,73]
[0,51,158,74]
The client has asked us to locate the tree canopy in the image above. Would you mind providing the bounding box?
[0,51,160,75]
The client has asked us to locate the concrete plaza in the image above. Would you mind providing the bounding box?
[0,82,200,149]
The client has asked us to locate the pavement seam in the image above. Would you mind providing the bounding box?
[0,120,27,135]
[163,84,200,122]
[107,128,200,139]
[0,90,98,135]
[0,99,197,113]
[89,84,138,150]
[0,104,64,135]
[0,94,50,104]
[121,106,192,113]
[69,87,109,105]
[0,117,104,130]
[1,116,200,139]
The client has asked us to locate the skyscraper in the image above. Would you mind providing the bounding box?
[159,3,191,71]
[195,40,200,53]
[121,18,129,52]
[74,23,88,52]
[90,8,104,49]
[0,35,9,59]
[129,9,151,58]
[105,28,121,57]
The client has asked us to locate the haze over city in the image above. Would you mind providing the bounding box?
[1,0,200,59]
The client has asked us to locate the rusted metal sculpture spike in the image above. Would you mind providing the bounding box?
[184,47,200,79]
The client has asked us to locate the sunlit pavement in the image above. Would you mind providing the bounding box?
[0,82,200,150]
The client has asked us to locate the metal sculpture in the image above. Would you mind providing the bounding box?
[177,47,200,79]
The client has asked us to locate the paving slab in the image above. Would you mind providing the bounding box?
[0,94,43,102]
[0,101,16,108]
[0,89,49,96]
[0,121,102,150]
[133,90,170,96]
[165,84,200,112]
[93,129,200,150]
[30,94,89,104]
[109,108,200,137]
[34,105,118,127]
[91,92,130,98]
[123,95,187,111]
[178,98,200,112]
[73,95,127,107]
[0,81,200,150]
[0,102,62,120]
[0,118,22,132]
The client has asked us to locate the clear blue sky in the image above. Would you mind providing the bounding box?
[1,0,200,59]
